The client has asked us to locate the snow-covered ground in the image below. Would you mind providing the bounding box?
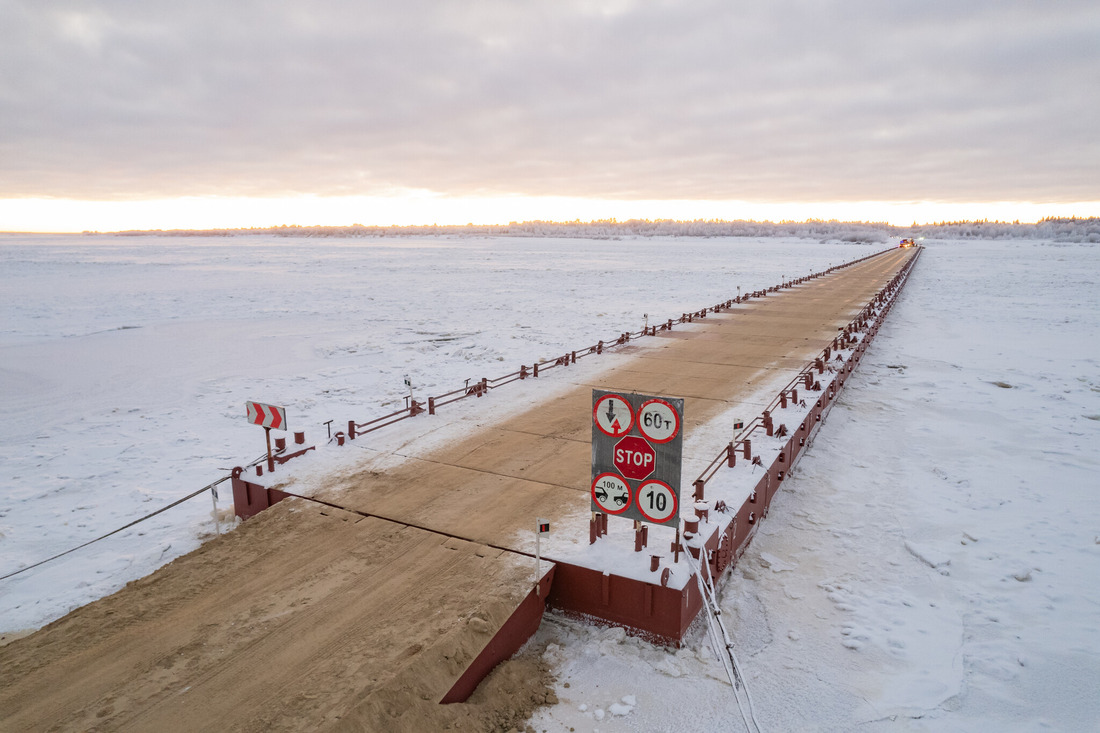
[2,235,1097,731]
[529,239,1100,732]
[0,233,864,630]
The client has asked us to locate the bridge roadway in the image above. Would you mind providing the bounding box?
[0,248,917,732]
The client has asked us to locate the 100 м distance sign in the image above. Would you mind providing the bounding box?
[590,389,684,528]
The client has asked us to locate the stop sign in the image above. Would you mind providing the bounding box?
[614,436,656,481]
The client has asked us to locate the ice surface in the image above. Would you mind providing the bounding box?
[3,235,1097,730]
[0,233,861,630]
[526,238,1100,732]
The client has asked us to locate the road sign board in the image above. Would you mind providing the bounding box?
[591,389,683,528]
[613,436,656,481]
[637,398,681,443]
[246,401,286,430]
[636,480,678,523]
[591,473,631,514]
[593,393,634,437]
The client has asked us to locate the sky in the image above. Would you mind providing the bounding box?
[2,0,1099,231]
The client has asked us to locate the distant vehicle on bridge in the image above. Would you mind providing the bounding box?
[899,238,917,248]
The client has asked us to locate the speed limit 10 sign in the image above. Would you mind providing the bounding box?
[590,389,684,528]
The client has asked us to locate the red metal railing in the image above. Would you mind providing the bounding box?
[338,246,902,447]
[687,246,923,501]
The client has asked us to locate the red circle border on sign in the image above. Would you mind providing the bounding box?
[635,479,678,523]
[636,398,680,444]
[590,472,633,514]
[593,394,635,437]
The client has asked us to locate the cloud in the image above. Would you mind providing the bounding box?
[1,0,1098,203]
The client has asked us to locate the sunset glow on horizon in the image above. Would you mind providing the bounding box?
[3,195,1099,234]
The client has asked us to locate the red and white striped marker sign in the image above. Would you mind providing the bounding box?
[246,401,286,430]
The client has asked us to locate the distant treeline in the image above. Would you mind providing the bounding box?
[106,216,1100,243]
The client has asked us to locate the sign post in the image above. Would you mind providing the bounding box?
[245,401,287,473]
[210,484,220,536]
[264,427,274,473]
[536,519,550,586]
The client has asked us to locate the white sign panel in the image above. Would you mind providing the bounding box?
[637,398,681,443]
[593,393,634,437]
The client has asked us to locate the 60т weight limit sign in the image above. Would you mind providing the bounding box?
[591,389,684,528]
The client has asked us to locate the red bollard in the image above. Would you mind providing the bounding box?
[693,478,705,501]
[743,438,751,459]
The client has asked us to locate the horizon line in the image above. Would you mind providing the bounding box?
[5,215,1096,237]
[3,195,1099,234]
